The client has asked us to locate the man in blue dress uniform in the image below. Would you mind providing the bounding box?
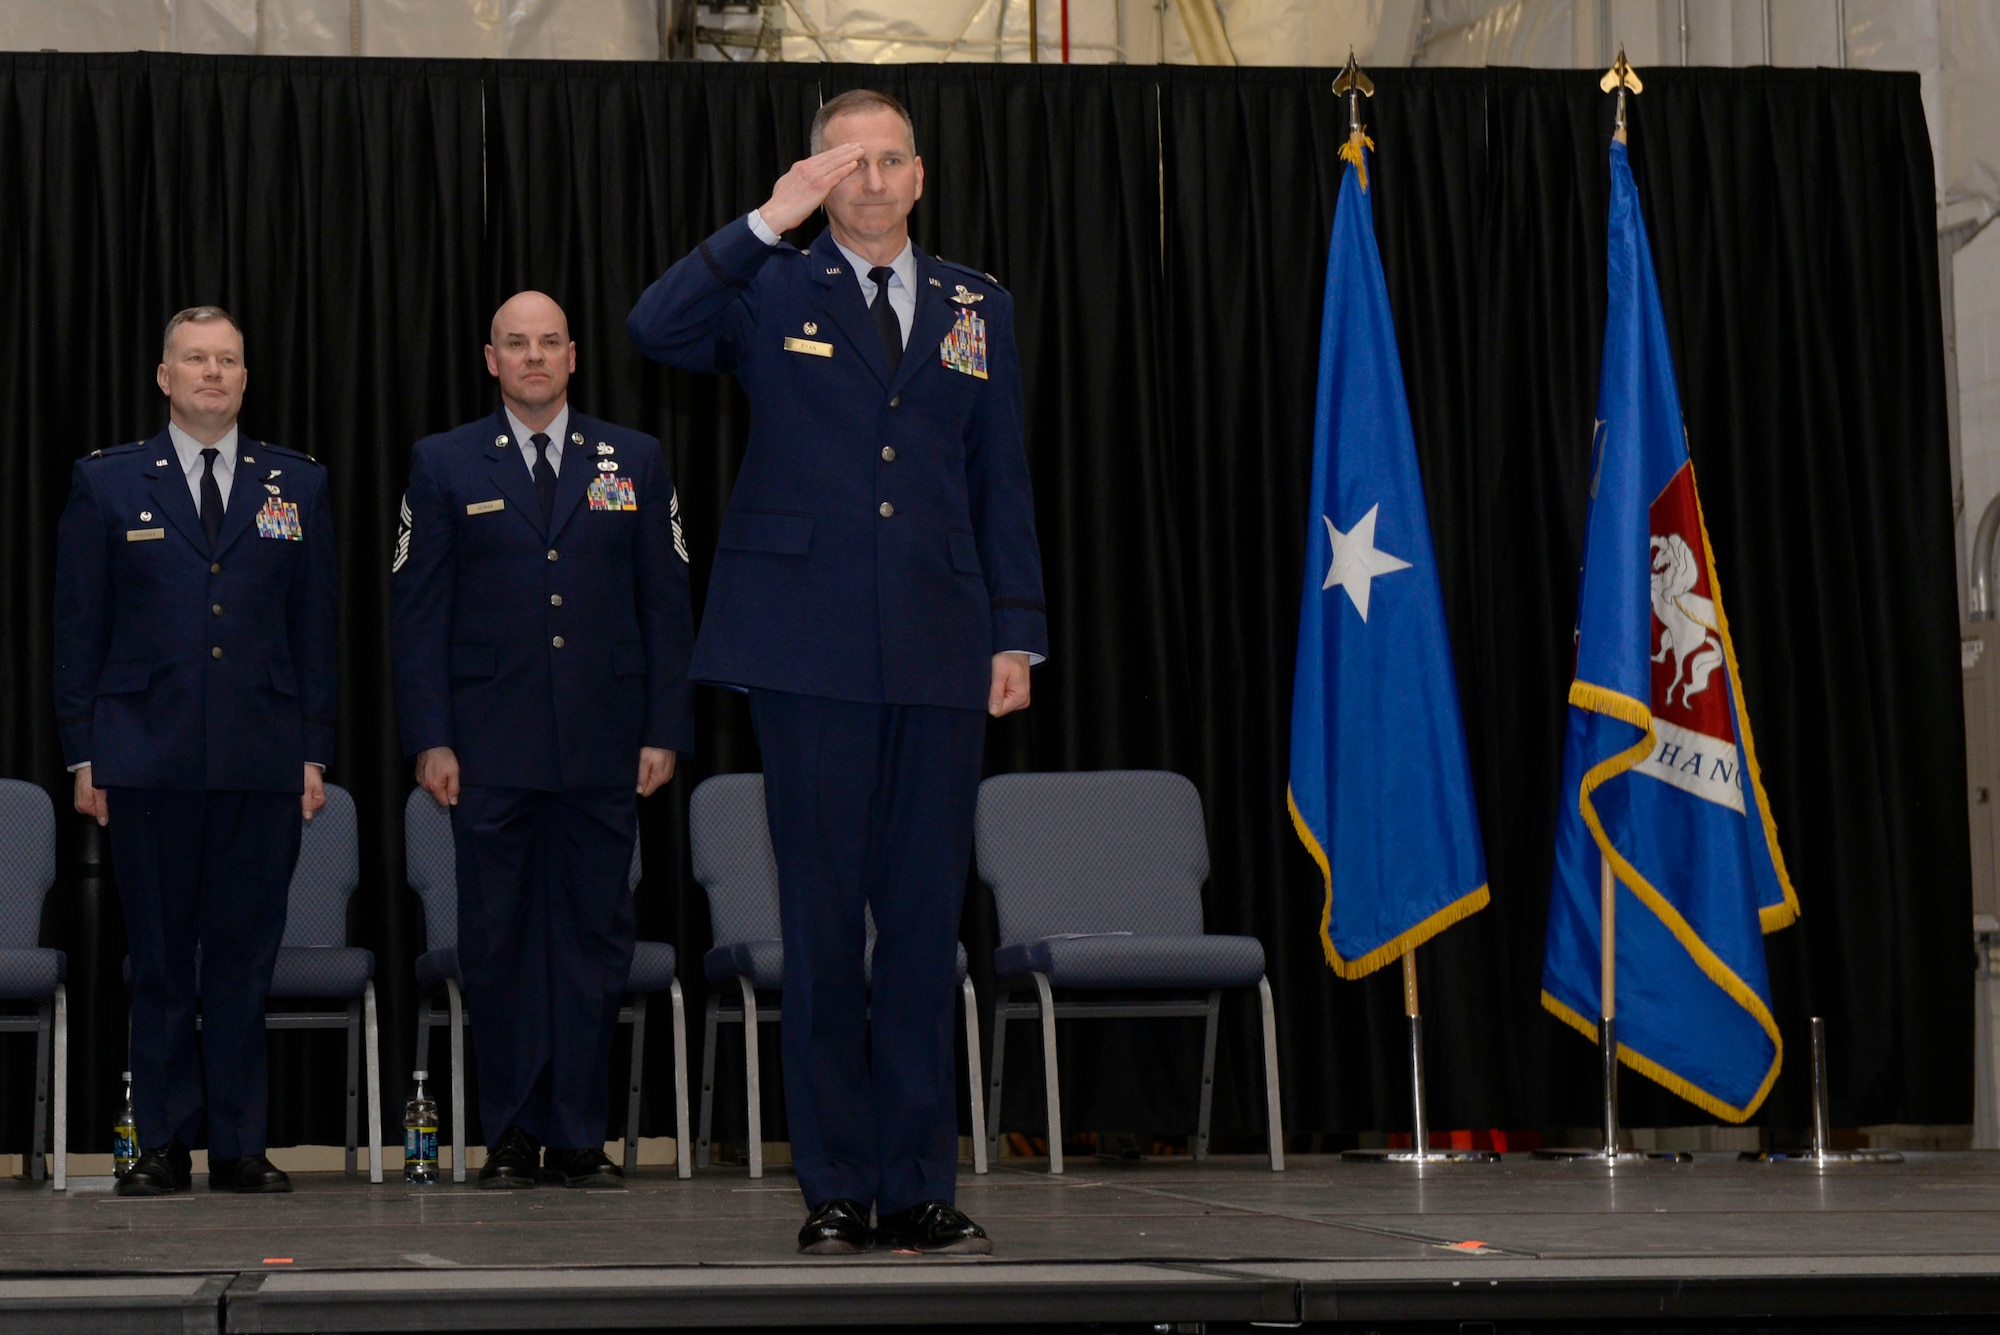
[629,90,1047,1254]
[54,306,339,1196]
[393,291,695,1189]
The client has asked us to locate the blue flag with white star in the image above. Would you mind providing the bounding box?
[1287,147,1488,980]
[1540,138,1798,1121]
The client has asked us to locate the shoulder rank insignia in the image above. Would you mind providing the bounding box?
[950,285,984,305]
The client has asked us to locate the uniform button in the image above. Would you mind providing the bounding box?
[550,594,564,607]
[547,549,559,562]
[211,604,222,616]
[210,562,222,575]
[210,647,223,660]
[552,636,565,649]
[881,446,897,463]
[878,501,895,518]
[889,395,901,408]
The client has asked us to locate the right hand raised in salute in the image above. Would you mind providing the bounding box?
[757,142,865,235]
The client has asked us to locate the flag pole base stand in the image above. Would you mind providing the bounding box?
[1531,1147,1691,1163]
[1738,1149,1905,1165]
[1340,1148,1500,1163]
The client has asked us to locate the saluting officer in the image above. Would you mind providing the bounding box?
[393,291,695,1189]
[629,89,1047,1255]
[54,306,338,1196]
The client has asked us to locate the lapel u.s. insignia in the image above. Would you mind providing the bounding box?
[824,266,842,275]
[950,284,984,305]
[940,307,989,380]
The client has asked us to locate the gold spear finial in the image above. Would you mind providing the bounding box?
[1600,46,1642,144]
[1333,49,1377,192]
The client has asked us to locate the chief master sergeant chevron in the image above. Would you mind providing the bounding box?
[628,88,1046,1256]
[54,305,338,1197]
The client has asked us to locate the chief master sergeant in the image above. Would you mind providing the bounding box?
[54,305,338,1196]
[393,291,695,1189]
[628,88,1047,1254]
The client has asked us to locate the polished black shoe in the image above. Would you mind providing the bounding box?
[114,1139,193,1197]
[543,1146,624,1189]
[208,1153,293,1194]
[875,1200,993,1255]
[478,1126,542,1189]
[797,1198,873,1255]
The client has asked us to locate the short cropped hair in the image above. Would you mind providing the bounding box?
[809,89,916,156]
[161,306,242,361]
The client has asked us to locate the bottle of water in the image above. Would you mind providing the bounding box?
[112,1071,138,1178]
[403,1070,439,1184]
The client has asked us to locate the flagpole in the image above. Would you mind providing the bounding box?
[1342,947,1497,1163]
[1740,1017,1904,1165]
[1599,853,1619,1156]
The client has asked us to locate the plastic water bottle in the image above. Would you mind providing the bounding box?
[403,1070,439,1184]
[112,1071,138,1178]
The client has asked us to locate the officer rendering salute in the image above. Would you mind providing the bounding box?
[393,291,695,1189]
[54,306,337,1196]
[629,89,1047,1254]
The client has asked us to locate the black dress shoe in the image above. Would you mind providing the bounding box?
[797,1198,873,1255]
[875,1200,993,1255]
[478,1126,542,1189]
[208,1153,293,1194]
[115,1139,193,1197]
[543,1146,624,1189]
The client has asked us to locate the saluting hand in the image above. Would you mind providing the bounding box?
[637,747,677,798]
[758,142,865,235]
[416,746,461,809]
[989,652,1033,718]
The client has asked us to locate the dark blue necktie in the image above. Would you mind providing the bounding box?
[868,266,902,376]
[199,447,223,550]
[530,432,557,524]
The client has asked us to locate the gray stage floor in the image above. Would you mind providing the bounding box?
[7,1151,2000,1330]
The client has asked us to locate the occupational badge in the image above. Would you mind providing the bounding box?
[939,307,989,380]
[950,284,984,305]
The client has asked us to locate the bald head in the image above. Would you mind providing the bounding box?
[484,290,576,428]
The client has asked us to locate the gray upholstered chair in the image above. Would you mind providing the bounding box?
[687,772,988,1178]
[404,788,690,1182]
[975,770,1284,1174]
[121,782,385,1180]
[0,780,65,1190]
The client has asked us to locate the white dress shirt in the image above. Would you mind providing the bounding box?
[505,404,569,479]
[168,420,238,510]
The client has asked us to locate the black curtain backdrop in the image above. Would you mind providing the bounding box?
[0,54,1965,1157]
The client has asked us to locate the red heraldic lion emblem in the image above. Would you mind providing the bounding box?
[1641,462,1743,813]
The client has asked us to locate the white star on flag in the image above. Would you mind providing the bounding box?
[1323,504,1412,621]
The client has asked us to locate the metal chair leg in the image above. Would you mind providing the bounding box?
[624,994,648,1174]
[962,977,988,1175]
[1194,990,1221,1162]
[30,998,50,1183]
[669,980,691,1180]
[739,977,763,1179]
[987,986,1011,1167]
[447,979,467,1183]
[1032,972,1063,1175]
[699,992,719,1170]
[414,995,432,1071]
[345,999,362,1175]
[364,981,384,1183]
[52,986,68,1192]
[1257,975,1284,1172]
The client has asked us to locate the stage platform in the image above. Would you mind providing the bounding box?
[7,1151,2000,1332]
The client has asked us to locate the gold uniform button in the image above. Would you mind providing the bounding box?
[210,647,223,660]
[551,594,564,607]
[547,549,559,562]
[210,562,222,575]
[552,636,565,649]
[878,502,895,518]
[881,446,896,463]
[211,604,223,616]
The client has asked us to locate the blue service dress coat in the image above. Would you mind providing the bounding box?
[53,431,338,790]
[627,218,1049,704]
[391,409,696,788]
